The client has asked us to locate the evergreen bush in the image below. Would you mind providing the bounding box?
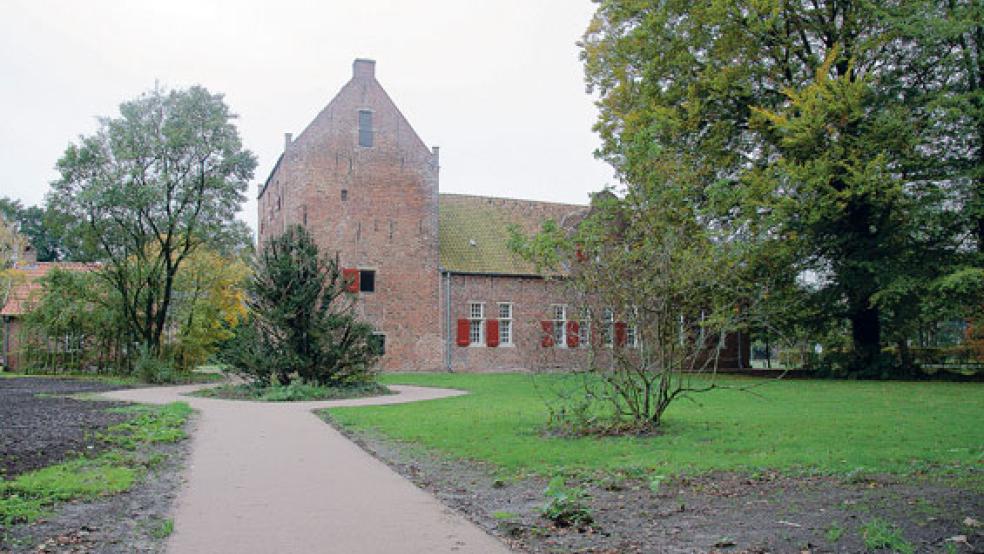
[221,225,380,387]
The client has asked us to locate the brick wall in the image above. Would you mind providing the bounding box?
[1,317,24,371]
[444,273,589,371]
[443,273,748,372]
[255,59,748,373]
[258,59,443,371]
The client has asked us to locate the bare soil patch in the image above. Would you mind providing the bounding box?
[332,422,983,553]
[0,377,191,553]
[0,378,134,478]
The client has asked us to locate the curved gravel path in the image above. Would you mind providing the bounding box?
[100,384,509,554]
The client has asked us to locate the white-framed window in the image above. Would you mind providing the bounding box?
[498,302,513,345]
[551,304,567,347]
[469,302,485,346]
[627,307,640,348]
[577,307,590,347]
[603,308,614,347]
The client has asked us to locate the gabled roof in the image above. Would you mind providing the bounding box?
[1,262,97,317]
[438,194,587,276]
[257,60,432,201]
[256,152,283,200]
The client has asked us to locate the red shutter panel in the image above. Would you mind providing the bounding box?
[614,322,627,347]
[566,321,579,348]
[456,319,470,346]
[575,245,588,263]
[342,268,359,293]
[486,319,499,347]
[540,320,555,347]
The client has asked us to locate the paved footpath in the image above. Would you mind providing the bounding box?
[101,384,509,554]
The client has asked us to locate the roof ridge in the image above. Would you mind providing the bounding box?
[439,192,587,209]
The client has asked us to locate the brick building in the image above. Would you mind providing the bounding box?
[0,254,96,371]
[258,59,748,371]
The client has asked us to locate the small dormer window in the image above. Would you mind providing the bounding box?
[358,110,373,147]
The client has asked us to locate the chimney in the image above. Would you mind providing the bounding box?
[19,244,36,265]
[284,133,292,151]
[353,58,376,80]
[431,146,440,162]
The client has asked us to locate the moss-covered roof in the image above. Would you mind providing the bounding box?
[438,193,587,275]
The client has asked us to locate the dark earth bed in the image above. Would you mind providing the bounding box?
[332,422,984,553]
[0,377,135,478]
[1,377,190,553]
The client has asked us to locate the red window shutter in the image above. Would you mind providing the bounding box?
[486,319,499,347]
[575,245,588,263]
[342,268,359,293]
[566,321,579,348]
[456,319,470,346]
[540,320,555,347]
[614,322,627,347]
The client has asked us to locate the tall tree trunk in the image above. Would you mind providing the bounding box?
[896,339,914,376]
[850,301,881,375]
[841,192,884,375]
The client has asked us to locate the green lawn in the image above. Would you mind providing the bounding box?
[0,370,224,386]
[0,402,191,525]
[325,373,984,478]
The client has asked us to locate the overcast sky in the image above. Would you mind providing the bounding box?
[0,0,614,235]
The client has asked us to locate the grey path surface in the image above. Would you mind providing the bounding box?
[101,384,509,554]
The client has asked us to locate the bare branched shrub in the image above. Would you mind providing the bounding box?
[516,188,761,433]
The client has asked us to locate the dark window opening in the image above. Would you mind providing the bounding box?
[341,189,348,201]
[359,269,375,292]
[358,110,373,147]
[302,206,308,227]
[369,333,385,356]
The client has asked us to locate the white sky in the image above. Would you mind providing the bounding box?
[0,0,614,235]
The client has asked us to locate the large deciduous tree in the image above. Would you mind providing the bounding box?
[0,211,27,270]
[0,213,27,320]
[169,247,250,371]
[48,85,256,357]
[581,0,981,375]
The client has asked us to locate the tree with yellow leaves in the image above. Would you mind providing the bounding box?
[168,247,250,371]
[0,214,27,329]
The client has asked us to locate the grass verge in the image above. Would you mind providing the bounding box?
[190,381,390,402]
[0,402,192,526]
[324,372,984,479]
[0,370,223,386]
